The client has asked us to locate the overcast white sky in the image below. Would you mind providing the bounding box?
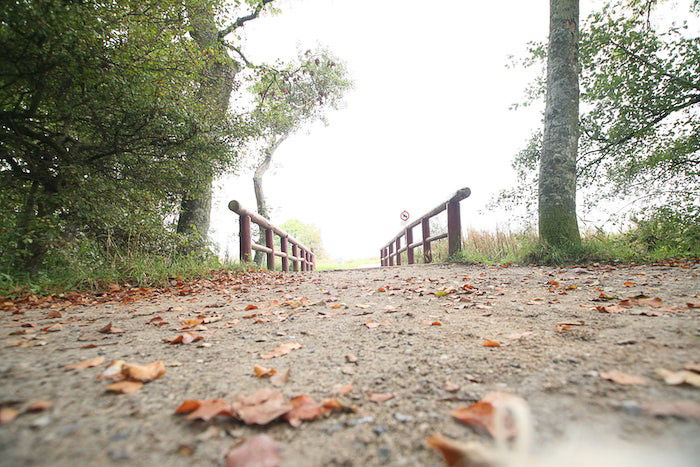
[208,0,685,261]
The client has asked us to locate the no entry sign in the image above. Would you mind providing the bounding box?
[400,210,410,221]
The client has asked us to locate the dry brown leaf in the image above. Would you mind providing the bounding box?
[655,368,700,387]
[332,383,353,395]
[105,381,143,394]
[180,399,234,421]
[270,369,290,387]
[684,363,700,373]
[98,322,124,334]
[451,392,524,439]
[122,361,166,383]
[260,342,301,359]
[64,356,106,371]
[596,305,626,313]
[163,332,203,344]
[41,323,62,332]
[623,281,635,287]
[366,392,395,403]
[482,340,501,347]
[345,354,358,363]
[282,395,329,427]
[444,381,460,393]
[225,434,282,467]
[244,304,259,311]
[643,400,700,419]
[232,388,292,425]
[26,400,53,412]
[427,433,496,467]
[97,360,126,380]
[0,407,20,424]
[253,364,277,378]
[601,370,648,385]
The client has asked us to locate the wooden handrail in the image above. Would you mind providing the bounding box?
[380,187,470,266]
[228,200,315,272]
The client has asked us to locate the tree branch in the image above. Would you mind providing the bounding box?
[218,0,275,39]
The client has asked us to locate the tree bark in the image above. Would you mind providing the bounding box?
[176,2,238,241]
[538,0,581,246]
[253,135,287,265]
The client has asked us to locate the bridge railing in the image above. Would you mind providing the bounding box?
[228,200,315,272]
[380,187,471,266]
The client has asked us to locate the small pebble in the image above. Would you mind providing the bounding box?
[348,416,374,426]
[615,339,637,345]
[393,413,413,423]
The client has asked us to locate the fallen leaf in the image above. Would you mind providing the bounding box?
[122,361,166,383]
[655,368,700,387]
[232,388,292,425]
[178,399,234,421]
[0,407,20,424]
[41,323,62,332]
[444,381,460,393]
[260,342,302,359]
[687,303,699,309]
[24,400,51,413]
[427,433,494,467]
[98,322,124,334]
[601,370,648,385]
[164,332,203,344]
[64,356,106,371]
[623,281,635,287]
[225,434,282,467]
[45,311,62,319]
[253,364,277,378]
[97,360,126,380]
[684,363,700,373]
[345,354,358,363]
[282,395,329,427]
[642,401,700,419]
[451,392,524,439]
[270,369,290,387]
[366,392,395,403]
[482,340,501,347]
[431,321,442,326]
[105,381,143,394]
[332,383,353,395]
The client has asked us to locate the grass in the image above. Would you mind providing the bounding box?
[0,248,247,299]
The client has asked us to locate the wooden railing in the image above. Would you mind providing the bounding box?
[228,200,315,272]
[380,187,471,266]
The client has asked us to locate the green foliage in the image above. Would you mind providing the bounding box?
[0,0,244,272]
[279,219,326,259]
[498,0,699,235]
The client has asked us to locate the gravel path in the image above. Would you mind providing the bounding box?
[1,262,699,466]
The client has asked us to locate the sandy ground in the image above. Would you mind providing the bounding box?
[1,262,699,466]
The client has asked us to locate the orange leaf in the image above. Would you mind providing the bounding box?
[451,392,522,438]
[366,392,395,403]
[244,304,259,311]
[98,322,124,334]
[122,361,166,382]
[175,400,201,414]
[164,332,203,344]
[332,383,353,395]
[270,369,290,387]
[97,360,126,380]
[601,370,648,385]
[431,321,442,326]
[282,395,329,427]
[253,364,277,378]
[185,399,233,421]
[26,400,53,412]
[482,340,501,347]
[41,323,62,332]
[64,356,106,371]
[105,381,143,394]
[225,435,282,467]
[231,388,292,425]
[0,407,20,424]
[260,342,302,359]
[427,433,487,467]
[623,281,635,287]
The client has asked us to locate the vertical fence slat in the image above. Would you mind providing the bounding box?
[240,215,252,263]
[421,218,432,263]
[292,244,299,272]
[388,243,394,266]
[447,200,461,257]
[395,237,401,265]
[405,227,414,264]
[265,228,275,270]
[281,237,288,272]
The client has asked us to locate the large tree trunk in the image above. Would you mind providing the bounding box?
[252,135,286,265]
[176,3,238,241]
[538,0,581,246]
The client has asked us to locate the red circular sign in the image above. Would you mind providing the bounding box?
[400,210,410,221]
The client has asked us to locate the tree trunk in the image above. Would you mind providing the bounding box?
[176,3,238,241]
[252,135,287,265]
[538,0,581,247]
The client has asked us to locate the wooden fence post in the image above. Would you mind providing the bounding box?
[395,237,402,265]
[388,243,394,266]
[421,218,432,263]
[447,200,462,257]
[265,228,275,270]
[281,237,289,272]
[240,215,251,263]
[405,227,414,264]
[292,244,299,272]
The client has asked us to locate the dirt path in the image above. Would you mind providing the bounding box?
[1,262,699,466]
